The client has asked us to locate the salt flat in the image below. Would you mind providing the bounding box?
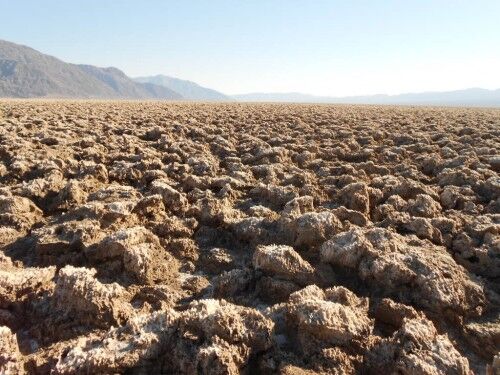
[0,101,498,374]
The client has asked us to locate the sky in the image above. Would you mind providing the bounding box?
[1,0,499,96]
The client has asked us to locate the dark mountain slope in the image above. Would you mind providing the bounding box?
[0,39,181,99]
[78,65,181,99]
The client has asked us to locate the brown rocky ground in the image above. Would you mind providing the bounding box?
[0,100,498,374]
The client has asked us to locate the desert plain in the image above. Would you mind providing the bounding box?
[0,100,498,374]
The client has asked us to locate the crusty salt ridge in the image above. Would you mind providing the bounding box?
[0,100,498,374]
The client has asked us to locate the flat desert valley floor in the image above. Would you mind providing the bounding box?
[0,101,499,374]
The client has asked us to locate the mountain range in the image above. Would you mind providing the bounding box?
[0,39,181,99]
[1,39,499,106]
[134,75,229,101]
[233,89,500,107]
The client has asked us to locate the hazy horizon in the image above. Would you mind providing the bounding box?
[1,0,500,97]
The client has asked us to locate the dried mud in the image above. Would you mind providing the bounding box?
[0,100,498,374]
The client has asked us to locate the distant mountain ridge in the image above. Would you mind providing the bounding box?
[233,88,500,107]
[0,39,181,99]
[77,65,181,99]
[134,75,230,101]
[1,39,499,106]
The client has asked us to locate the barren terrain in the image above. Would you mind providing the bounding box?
[0,100,498,374]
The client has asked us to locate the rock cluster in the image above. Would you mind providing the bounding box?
[0,101,498,374]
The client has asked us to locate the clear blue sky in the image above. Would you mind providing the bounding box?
[1,0,499,96]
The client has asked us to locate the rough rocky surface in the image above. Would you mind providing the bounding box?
[0,100,498,374]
